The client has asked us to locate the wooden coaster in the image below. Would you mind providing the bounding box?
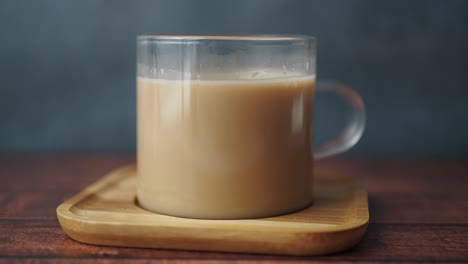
[57,165,368,256]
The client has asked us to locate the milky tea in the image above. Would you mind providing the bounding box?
[137,76,315,219]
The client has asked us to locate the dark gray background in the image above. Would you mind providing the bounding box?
[1,0,467,156]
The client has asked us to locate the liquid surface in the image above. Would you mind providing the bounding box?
[137,76,315,219]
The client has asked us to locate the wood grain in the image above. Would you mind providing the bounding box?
[0,220,467,261]
[0,155,467,262]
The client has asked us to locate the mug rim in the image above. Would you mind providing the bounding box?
[137,34,315,43]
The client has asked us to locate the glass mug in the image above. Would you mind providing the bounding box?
[137,35,365,219]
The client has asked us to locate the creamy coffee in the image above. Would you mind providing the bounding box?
[137,76,315,219]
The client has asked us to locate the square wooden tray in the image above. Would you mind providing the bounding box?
[57,165,368,256]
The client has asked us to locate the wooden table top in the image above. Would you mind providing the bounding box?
[0,155,467,263]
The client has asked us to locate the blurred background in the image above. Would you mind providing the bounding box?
[0,0,467,157]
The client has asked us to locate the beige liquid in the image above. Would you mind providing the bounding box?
[137,76,315,219]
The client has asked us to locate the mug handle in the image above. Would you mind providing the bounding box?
[313,81,366,159]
